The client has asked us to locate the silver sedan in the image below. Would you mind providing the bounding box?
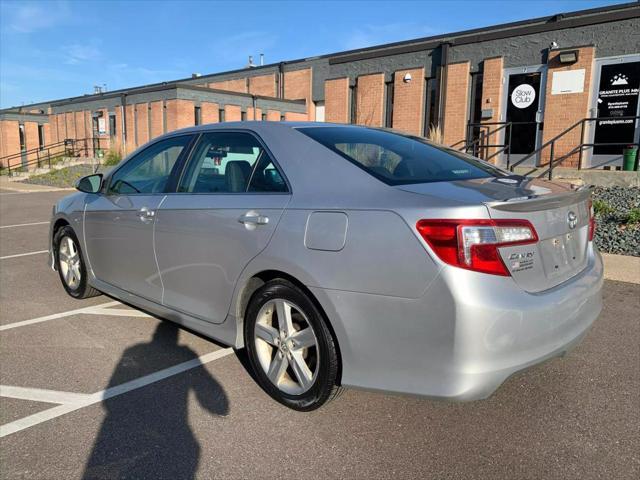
[49,122,603,410]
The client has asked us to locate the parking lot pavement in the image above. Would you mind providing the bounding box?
[0,190,638,479]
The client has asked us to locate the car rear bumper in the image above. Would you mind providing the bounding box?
[310,245,603,400]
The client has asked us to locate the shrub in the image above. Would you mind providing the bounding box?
[626,208,640,225]
[592,199,615,216]
[103,149,122,167]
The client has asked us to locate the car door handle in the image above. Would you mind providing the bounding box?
[138,206,155,223]
[238,211,269,227]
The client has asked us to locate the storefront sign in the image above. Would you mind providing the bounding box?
[98,117,106,135]
[551,69,585,94]
[594,61,640,155]
[511,84,536,109]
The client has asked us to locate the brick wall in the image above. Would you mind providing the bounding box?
[0,120,20,168]
[201,102,219,124]
[125,104,136,153]
[209,78,247,93]
[249,74,276,97]
[481,57,504,160]
[392,68,425,135]
[284,111,308,121]
[541,46,595,167]
[266,110,281,121]
[225,104,242,122]
[135,103,149,146]
[325,77,350,123]
[284,68,313,120]
[442,61,471,146]
[149,101,164,140]
[356,73,385,127]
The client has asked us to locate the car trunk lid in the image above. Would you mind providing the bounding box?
[398,176,592,292]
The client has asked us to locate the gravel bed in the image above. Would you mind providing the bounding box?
[592,186,640,257]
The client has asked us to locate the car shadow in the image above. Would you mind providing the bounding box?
[82,321,229,480]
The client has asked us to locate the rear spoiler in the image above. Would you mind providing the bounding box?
[484,185,592,212]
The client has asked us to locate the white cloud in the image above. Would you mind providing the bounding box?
[63,43,102,65]
[4,1,71,34]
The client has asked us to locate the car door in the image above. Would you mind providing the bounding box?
[154,130,291,323]
[83,135,194,303]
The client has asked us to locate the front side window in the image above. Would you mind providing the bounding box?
[298,126,508,185]
[179,131,287,193]
[108,135,192,195]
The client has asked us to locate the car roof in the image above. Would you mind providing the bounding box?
[164,121,368,137]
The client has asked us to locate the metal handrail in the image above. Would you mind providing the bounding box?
[0,137,104,175]
[508,115,640,179]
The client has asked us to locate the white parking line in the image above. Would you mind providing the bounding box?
[0,221,49,229]
[0,386,92,405]
[0,348,234,437]
[0,250,48,260]
[0,301,121,331]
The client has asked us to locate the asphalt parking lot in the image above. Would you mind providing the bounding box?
[0,189,638,480]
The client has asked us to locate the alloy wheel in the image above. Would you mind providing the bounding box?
[58,236,81,290]
[253,298,320,395]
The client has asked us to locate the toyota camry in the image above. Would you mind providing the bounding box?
[49,122,603,410]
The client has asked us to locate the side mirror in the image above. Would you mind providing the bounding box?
[76,174,103,194]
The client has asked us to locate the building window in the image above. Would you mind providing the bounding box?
[468,73,484,152]
[19,124,26,151]
[219,108,225,122]
[385,80,394,128]
[109,114,117,138]
[38,124,45,149]
[241,110,247,121]
[194,106,202,125]
[424,77,438,137]
[261,112,267,121]
[280,114,285,121]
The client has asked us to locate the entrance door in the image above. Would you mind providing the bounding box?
[501,66,546,166]
[587,55,640,168]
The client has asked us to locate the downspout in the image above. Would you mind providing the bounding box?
[278,62,285,98]
[120,93,127,153]
[437,42,451,136]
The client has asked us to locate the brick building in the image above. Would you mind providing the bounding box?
[1,2,638,171]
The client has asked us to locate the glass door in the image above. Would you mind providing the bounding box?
[587,55,640,168]
[500,66,547,167]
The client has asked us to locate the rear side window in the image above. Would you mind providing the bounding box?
[298,126,506,185]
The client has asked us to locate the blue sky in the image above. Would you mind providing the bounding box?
[0,0,626,108]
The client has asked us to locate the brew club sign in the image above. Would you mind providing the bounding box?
[511,84,536,109]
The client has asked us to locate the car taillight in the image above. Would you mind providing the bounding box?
[416,219,538,276]
[588,199,596,241]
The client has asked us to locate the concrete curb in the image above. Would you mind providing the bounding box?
[602,253,640,284]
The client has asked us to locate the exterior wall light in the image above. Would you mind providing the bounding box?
[559,50,579,64]
[403,73,412,83]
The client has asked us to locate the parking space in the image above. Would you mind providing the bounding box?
[0,190,638,479]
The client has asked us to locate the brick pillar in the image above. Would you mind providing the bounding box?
[325,78,350,123]
[136,103,149,146]
[481,57,504,161]
[541,46,595,167]
[392,68,425,136]
[201,102,219,124]
[442,61,471,146]
[149,101,164,140]
[356,73,385,127]
[225,104,242,121]
[284,68,313,120]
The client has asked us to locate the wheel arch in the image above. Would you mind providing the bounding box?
[234,269,343,385]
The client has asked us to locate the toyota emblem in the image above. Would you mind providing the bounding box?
[567,211,578,229]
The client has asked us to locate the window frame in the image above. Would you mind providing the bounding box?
[102,133,197,196]
[171,129,291,196]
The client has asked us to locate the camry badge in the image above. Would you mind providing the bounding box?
[567,211,578,229]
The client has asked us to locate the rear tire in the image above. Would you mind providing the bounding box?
[244,279,341,411]
[53,225,101,299]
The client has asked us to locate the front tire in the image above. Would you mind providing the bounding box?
[244,279,341,411]
[53,225,101,299]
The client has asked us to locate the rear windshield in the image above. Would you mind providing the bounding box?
[298,126,507,185]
